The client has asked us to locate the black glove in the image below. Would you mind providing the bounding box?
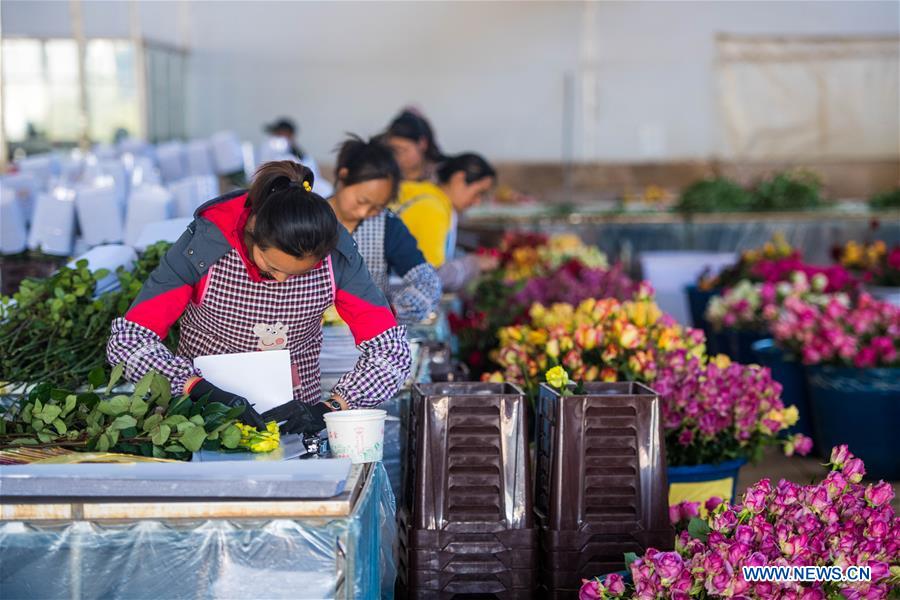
[189,379,266,429]
[279,402,332,436]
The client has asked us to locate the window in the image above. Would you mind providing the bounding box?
[85,39,141,143]
[2,39,80,144]
[2,37,187,150]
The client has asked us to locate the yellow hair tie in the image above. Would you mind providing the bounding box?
[302,181,312,192]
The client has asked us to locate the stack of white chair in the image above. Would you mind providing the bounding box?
[170,175,219,218]
[1,186,27,254]
[118,138,152,158]
[27,187,77,256]
[156,141,187,183]
[92,144,118,161]
[210,131,244,175]
[0,173,40,224]
[185,140,215,177]
[127,155,162,187]
[124,185,174,247]
[16,154,60,191]
[75,182,124,246]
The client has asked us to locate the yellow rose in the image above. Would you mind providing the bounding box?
[600,367,618,382]
[528,330,548,346]
[576,326,598,351]
[486,371,505,383]
[712,354,732,369]
[529,303,547,322]
[545,366,570,389]
[782,405,799,427]
[546,339,560,359]
[619,324,640,349]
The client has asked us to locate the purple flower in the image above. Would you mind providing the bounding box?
[705,496,724,514]
[865,482,894,507]
[744,551,767,568]
[843,458,866,483]
[742,478,772,514]
[669,505,681,525]
[735,525,755,545]
[712,509,738,533]
[652,551,685,584]
[830,444,852,467]
[728,541,751,565]
[578,579,601,600]
[603,572,626,595]
[867,560,890,581]
[865,518,889,540]
[800,588,826,600]
[792,434,814,456]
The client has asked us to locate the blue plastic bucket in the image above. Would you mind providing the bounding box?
[685,285,719,353]
[806,366,900,481]
[715,328,768,364]
[751,339,818,455]
[667,457,748,509]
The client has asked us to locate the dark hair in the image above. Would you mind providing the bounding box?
[245,161,338,259]
[385,110,444,162]
[334,135,401,199]
[436,153,497,185]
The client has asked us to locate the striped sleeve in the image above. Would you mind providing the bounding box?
[384,213,441,323]
[106,221,222,395]
[329,228,411,407]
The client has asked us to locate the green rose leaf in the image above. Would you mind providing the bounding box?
[62,395,77,416]
[88,367,106,389]
[133,372,154,399]
[688,517,711,542]
[39,404,62,425]
[142,414,163,433]
[151,424,171,446]
[52,419,67,435]
[96,434,110,452]
[179,425,208,453]
[108,363,125,391]
[130,398,149,419]
[111,415,137,430]
[220,425,242,449]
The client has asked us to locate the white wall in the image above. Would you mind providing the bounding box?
[582,1,900,161]
[3,0,898,163]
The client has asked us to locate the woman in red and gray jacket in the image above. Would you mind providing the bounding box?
[107,161,411,435]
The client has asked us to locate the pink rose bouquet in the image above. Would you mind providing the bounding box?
[579,446,900,599]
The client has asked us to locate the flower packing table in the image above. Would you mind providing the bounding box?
[0,461,396,599]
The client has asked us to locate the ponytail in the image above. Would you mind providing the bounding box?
[436,153,496,185]
[334,134,401,199]
[245,160,338,259]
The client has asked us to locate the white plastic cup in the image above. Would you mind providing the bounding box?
[323,409,386,464]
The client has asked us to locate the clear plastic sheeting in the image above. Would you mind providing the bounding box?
[0,463,396,600]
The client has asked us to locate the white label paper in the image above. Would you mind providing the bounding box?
[193,350,293,413]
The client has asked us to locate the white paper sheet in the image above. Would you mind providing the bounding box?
[193,350,293,413]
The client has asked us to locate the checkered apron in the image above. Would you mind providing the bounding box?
[177,248,334,404]
[352,211,388,293]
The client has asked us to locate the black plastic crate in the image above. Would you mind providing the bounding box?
[535,382,675,594]
[398,382,537,598]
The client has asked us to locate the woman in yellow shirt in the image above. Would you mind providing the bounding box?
[393,153,499,290]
